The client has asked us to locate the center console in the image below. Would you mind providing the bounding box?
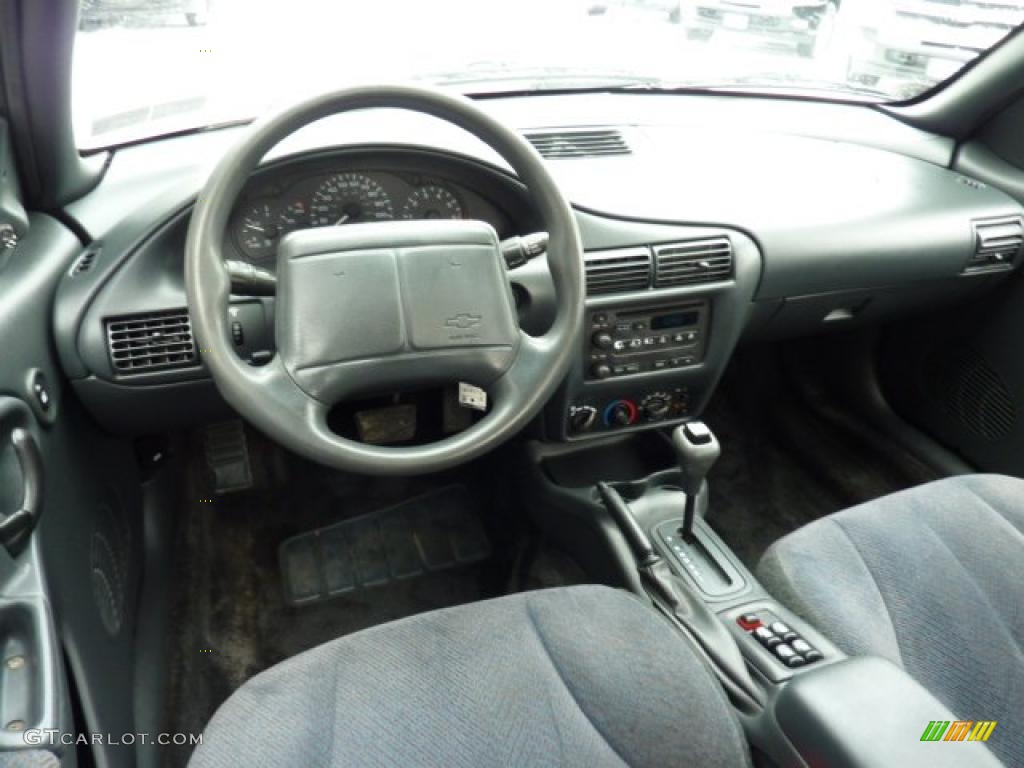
[521,423,1001,768]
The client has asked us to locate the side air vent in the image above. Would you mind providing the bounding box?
[653,238,733,287]
[967,217,1023,273]
[584,247,651,295]
[71,246,100,276]
[106,310,197,374]
[525,128,630,158]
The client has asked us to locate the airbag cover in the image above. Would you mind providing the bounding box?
[275,219,518,401]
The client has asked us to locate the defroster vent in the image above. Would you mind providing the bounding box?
[525,128,630,158]
[106,310,197,374]
[654,238,733,287]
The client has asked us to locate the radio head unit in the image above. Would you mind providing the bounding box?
[586,301,709,381]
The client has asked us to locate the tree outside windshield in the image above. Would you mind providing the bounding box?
[73,0,1024,148]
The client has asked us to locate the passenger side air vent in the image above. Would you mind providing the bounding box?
[584,247,651,295]
[525,128,630,158]
[653,238,733,287]
[71,245,100,276]
[967,217,1023,273]
[106,310,197,374]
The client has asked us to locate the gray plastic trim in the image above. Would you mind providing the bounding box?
[773,656,1005,768]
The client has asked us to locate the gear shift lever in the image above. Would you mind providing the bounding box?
[671,422,720,542]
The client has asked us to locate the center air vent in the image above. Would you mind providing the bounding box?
[525,128,630,158]
[967,217,1023,273]
[654,238,733,287]
[106,310,197,374]
[584,247,651,295]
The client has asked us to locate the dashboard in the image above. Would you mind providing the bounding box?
[53,92,1024,443]
[225,154,517,267]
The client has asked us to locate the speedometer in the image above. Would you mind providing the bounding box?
[309,173,394,227]
[400,185,463,220]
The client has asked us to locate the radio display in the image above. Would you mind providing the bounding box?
[650,311,699,330]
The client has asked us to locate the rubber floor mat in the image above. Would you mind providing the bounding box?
[279,485,490,605]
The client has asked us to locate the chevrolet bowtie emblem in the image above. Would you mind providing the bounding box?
[445,313,482,330]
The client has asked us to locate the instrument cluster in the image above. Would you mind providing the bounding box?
[229,166,507,266]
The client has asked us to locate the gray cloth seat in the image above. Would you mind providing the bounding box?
[189,585,750,768]
[757,474,1024,768]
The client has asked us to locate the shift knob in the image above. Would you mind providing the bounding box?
[671,422,720,541]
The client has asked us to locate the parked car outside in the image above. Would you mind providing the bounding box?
[676,0,839,57]
[845,0,1024,97]
[79,0,210,28]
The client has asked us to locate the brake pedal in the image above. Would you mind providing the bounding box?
[203,420,253,494]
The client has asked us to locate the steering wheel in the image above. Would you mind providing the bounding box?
[185,85,584,475]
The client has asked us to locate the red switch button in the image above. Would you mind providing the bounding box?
[737,614,762,631]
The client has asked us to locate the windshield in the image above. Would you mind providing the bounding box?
[73,0,1024,148]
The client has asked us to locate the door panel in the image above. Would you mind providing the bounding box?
[1,211,144,768]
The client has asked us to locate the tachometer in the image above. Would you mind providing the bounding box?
[309,173,394,227]
[400,185,463,220]
[235,200,280,262]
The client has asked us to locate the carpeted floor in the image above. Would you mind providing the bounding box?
[703,348,940,568]
[159,435,587,768]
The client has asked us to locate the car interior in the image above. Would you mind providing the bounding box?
[1,0,1023,766]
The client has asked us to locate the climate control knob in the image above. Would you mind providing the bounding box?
[603,399,638,427]
[568,405,598,433]
[592,331,614,350]
[641,392,671,421]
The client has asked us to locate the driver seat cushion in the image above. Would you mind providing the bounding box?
[757,474,1024,768]
[188,585,751,768]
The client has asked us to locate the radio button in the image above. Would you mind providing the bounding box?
[591,363,613,380]
[592,331,614,350]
